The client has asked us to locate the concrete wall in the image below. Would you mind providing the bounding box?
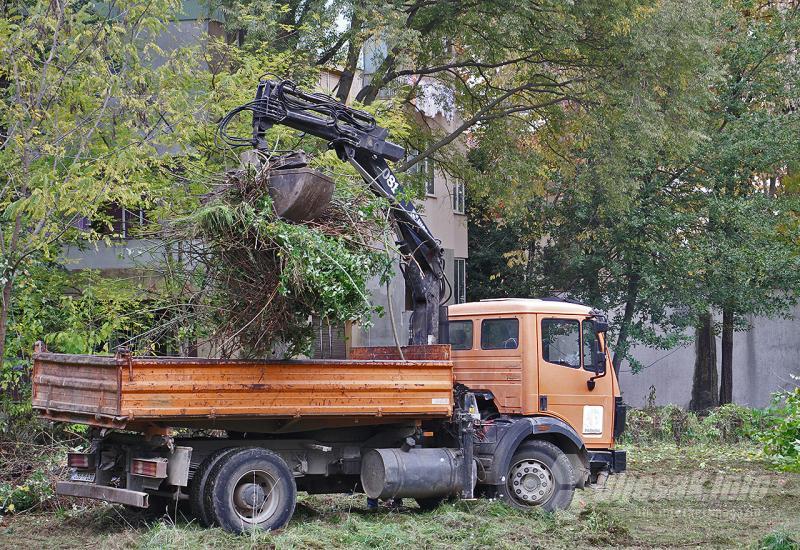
[618,307,800,408]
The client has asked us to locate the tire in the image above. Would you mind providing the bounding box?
[499,440,575,512]
[415,496,446,511]
[204,447,297,534]
[189,447,236,527]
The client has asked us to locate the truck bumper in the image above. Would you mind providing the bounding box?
[588,449,627,473]
[56,481,149,508]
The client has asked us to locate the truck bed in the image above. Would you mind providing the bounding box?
[32,345,453,431]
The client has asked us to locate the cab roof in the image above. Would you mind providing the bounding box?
[448,298,595,317]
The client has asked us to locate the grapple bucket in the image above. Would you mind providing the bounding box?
[239,150,334,223]
[267,167,334,223]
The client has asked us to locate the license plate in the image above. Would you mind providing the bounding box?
[70,470,95,483]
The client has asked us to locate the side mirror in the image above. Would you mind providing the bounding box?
[587,340,607,391]
[595,350,607,374]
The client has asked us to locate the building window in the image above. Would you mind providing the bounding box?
[93,203,149,239]
[452,180,465,214]
[423,156,435,196]
[454,258,466,304]
[408,149,435,196]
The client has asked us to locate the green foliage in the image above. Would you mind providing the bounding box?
[755,531,800,550]
[8,266,153,357]
[1,266,152,421]
[464,0,800,380]
[0,0,192,263]
[622,404,769,446]
[0,469,53,514]
[760,387,800,472]
[0,0,215,369]
[167,166,394,357]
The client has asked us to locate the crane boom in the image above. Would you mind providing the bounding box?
[218,78,449,346]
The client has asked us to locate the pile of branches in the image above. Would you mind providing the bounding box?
[161,156,393,358]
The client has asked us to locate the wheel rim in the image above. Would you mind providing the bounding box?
[508,458,555,506]
[231,469,280,524]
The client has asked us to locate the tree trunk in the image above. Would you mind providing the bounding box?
[719,306,734,405]
[612,274,640,375]
[689,312,718,411]
[335,4,364,103]
[768,176,777,197]
[0,279,13,370]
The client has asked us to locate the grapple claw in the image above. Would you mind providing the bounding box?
[267,167,334,222]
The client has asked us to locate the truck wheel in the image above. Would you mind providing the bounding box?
[501,440,575,512]
[204,447,296,534]
[190,447,235,527]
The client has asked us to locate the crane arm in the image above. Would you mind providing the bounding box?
[218,78,449,346]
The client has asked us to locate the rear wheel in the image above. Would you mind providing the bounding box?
[500,440,575,512]
[190,447,236,526]
[204,447,296,534]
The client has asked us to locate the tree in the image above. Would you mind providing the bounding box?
[225,0,667,176]
[0,0,200,366]
[466,0,718,373]
[464,0,800,409]
[690,313,718,411]
[683,0,800,404]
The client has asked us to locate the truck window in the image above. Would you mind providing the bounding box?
[449,320,473,350]
[481,318,519,350]
[541,319,580,368]
[582,321,598,371]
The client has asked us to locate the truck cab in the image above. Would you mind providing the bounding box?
[448,298,626,484]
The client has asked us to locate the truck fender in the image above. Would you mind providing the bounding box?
[479,416,589,489]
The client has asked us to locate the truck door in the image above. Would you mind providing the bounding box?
[536,315,614,446]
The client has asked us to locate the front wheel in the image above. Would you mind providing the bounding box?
[204,447,297,534]
[499,440,575,512]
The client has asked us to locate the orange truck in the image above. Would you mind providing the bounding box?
[32,298,626,534]
[31,81,626,533]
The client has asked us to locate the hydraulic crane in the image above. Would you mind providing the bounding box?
[218,78,449,345]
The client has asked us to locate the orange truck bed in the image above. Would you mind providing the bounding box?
[32,345,454,431]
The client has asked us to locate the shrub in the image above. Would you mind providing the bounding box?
[0,469,54,514]
[759,387,800,472]
[754,530,800,550]
[700,404,769,444]
[621,403,763,446]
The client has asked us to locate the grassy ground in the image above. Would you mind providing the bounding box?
[0,443,797,549]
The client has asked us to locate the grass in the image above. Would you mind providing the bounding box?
[1,443,798,549]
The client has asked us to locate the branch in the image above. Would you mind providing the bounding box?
[395,83,570,172]
[315,31,349,66]
[390,53,541,80]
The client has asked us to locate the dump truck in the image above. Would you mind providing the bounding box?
[31,80,627,534]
